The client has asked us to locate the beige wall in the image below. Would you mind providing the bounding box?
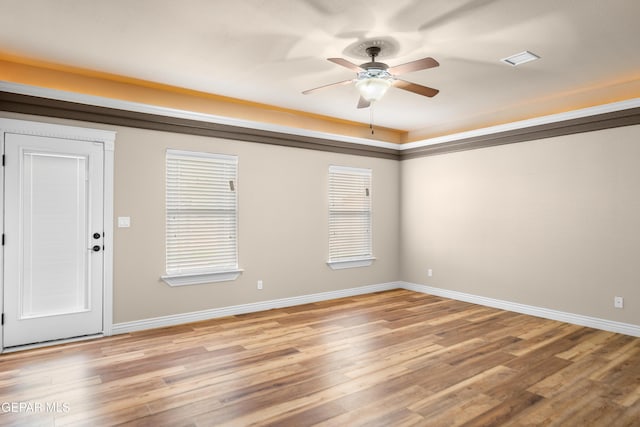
[1,112,401,324]
[114,127,401,323]
[401,124,640,325]
[3,111,639,328]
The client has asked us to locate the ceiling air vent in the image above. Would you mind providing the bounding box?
[501,50,540,66]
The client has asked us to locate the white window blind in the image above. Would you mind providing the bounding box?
[328,166,372,264]
[166,150,238,276]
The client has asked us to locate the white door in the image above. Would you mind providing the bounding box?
[3,133,104,348]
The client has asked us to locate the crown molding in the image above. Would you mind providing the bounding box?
[401,104,640,159]
[1,82,638,160]
[0,83,400,160]
[404,98,640,150]
[0,82,398,148]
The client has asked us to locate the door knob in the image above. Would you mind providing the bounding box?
[92,245,101,252]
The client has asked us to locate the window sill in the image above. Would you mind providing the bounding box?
[326,257,375,270]
[161,269,243,286]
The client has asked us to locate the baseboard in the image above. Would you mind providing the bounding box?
[400,281,640,338]
[112,281,400,334]
[113,280,640,338]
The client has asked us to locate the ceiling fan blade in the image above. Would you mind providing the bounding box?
[357,96,371,109]
[387,57,439,75]
[302,79,353,95]
[328,58,364,72]
[393,79,439,97]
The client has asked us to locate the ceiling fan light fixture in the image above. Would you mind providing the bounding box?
[303,42,439,107]
[356,77,392,102]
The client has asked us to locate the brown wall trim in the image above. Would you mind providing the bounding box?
[1,91,638,161]
[401,107,640,160]
[0,92,401,160]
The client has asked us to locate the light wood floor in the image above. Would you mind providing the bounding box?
[1,289,639,426]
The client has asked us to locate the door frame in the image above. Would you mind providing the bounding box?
[0,118,115,353]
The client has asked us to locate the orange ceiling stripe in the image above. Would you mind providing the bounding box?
[0,52,406,144]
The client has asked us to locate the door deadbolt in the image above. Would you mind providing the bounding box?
[93,232,101,239]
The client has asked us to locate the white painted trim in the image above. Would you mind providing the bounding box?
[0,132,4,353]
[2,82,636,152]
[0,117,117,143]
[404,98,640,149]
[2,333,104,353]
[0,118,116,349]
[400,282,640,338]
[107,280,640,338]
[161,269,244,286]
[327,258,375,270]
[102,140,114,336]
[112,282,400,334]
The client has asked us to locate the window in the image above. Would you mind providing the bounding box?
[162,150,241,286]
[328,165,374,269]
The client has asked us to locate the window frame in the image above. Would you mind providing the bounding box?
[161,149,242,286]
[327,165,375,270]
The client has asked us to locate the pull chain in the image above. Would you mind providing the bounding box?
[369,103,375,135]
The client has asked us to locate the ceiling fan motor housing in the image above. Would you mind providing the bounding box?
[359,61,389,70]
[357,46,393,96]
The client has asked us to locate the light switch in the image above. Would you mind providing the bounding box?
[117,216,131,228]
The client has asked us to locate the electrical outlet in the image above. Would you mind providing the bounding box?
[614,296,623,309]
[257,280,263,290]
[427,269,433,277]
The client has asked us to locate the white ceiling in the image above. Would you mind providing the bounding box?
[1,0,639,139]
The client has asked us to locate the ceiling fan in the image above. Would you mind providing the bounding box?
[302,46,440,108]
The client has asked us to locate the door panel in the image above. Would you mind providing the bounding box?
[3,133,104,347]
